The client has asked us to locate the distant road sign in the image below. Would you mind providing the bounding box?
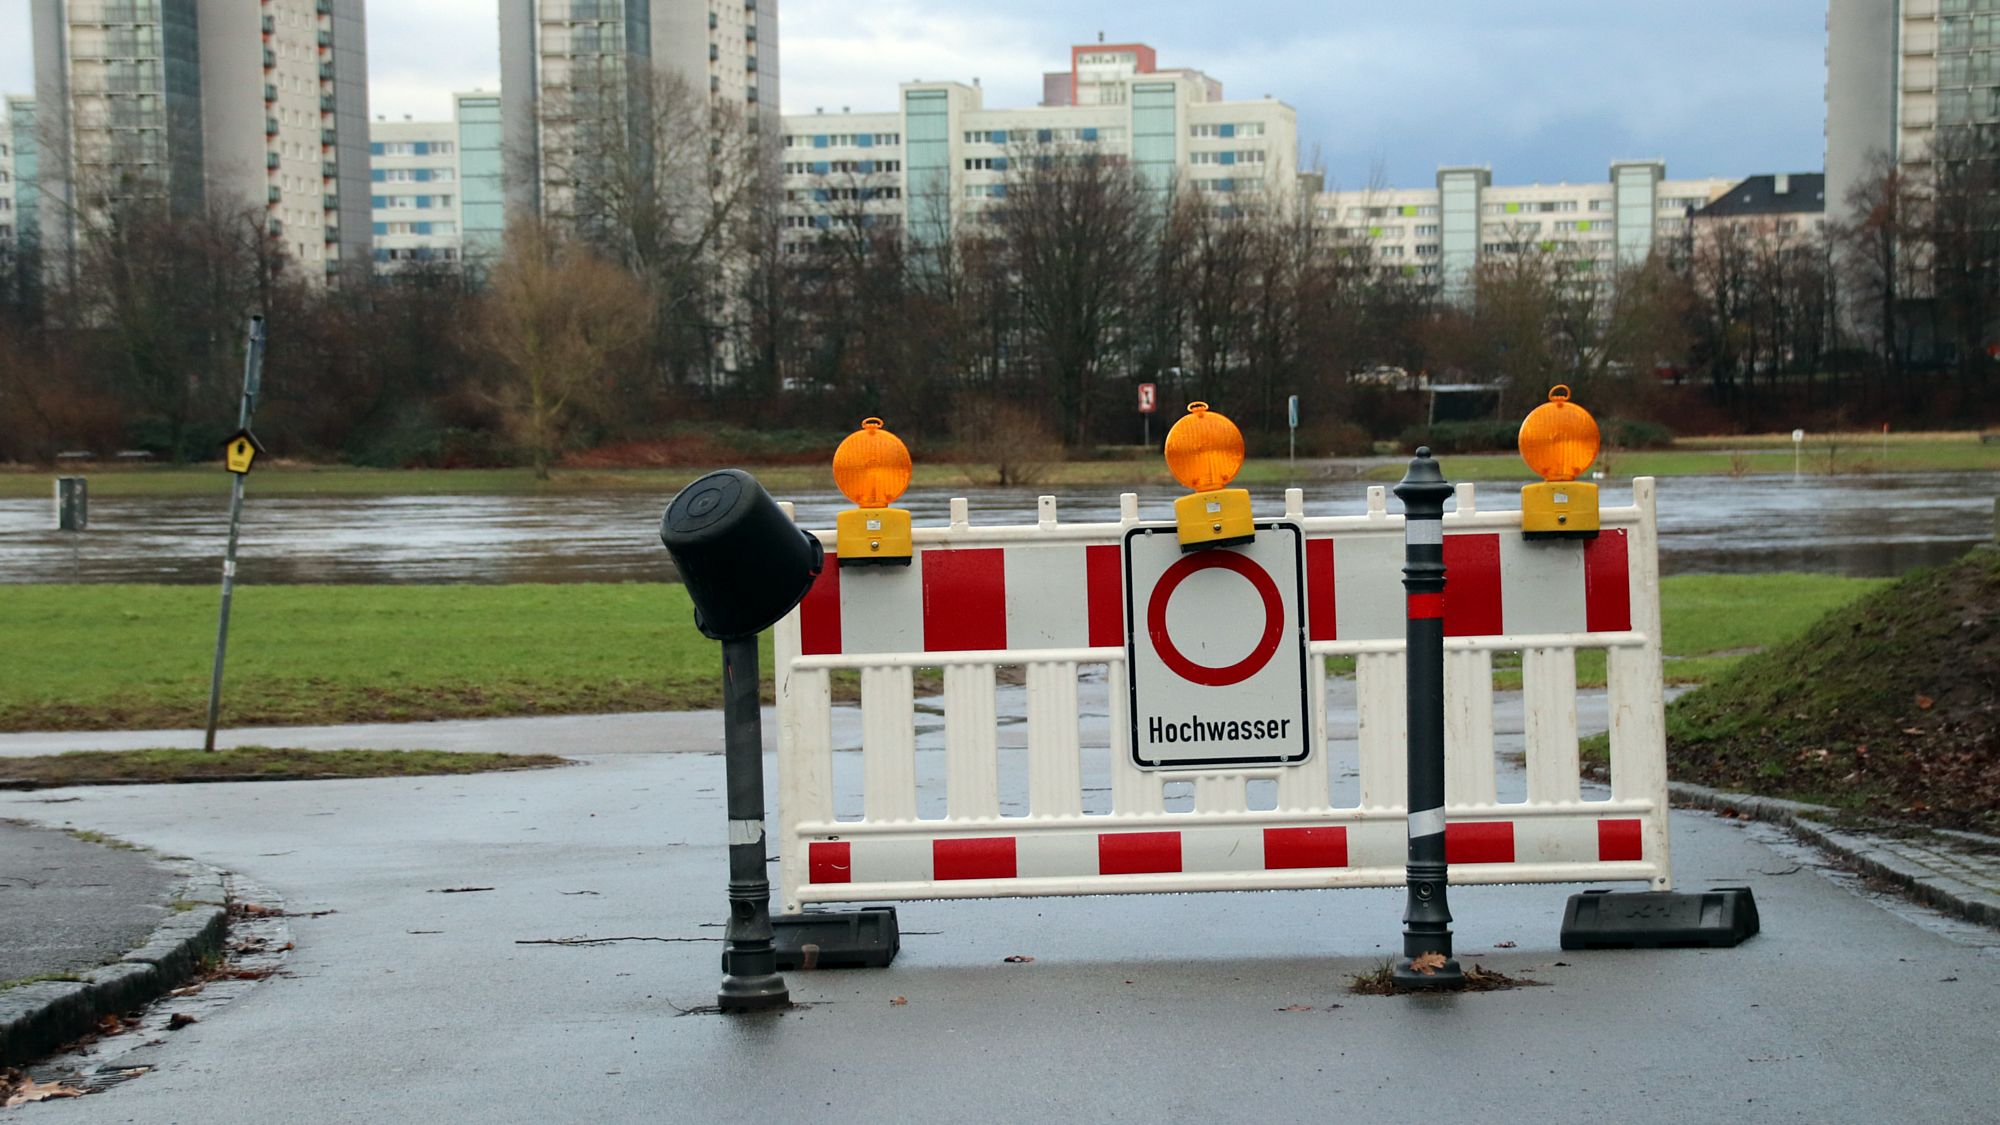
[1138,383,1157,414]
[1123,521,1311,769]
[1288,394,1299,429]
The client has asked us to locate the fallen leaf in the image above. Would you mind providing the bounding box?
[2,1077,85,1108]
[1002,955,1035,963]
[1916,695,1934,710]
[889,996,908,1006]
[1492,940,1518,949]
[1409,951,1448,976]
[167,1013,198,1030]
[1275,1004,1314,1012]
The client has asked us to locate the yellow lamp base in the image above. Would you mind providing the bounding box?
[1521,481,1600,540]
[1173,488,1255,551]
[836,507,913,566]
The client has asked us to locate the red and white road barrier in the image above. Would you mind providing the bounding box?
[772,481,1670,913]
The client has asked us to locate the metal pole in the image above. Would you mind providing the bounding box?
[1392,446,1464,990]
[203,316,265,753]
[717,634,790,1012]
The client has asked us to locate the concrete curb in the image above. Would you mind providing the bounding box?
[1670,781,2000,928]
[0,869,228,1067]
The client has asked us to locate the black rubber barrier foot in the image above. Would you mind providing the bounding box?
[772,907,900,970]
[1560,886,1760,950]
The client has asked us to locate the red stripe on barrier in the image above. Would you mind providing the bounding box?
[1583,529,1633,633]
[1597,818,1643,862]
[1407,592,1444,620]
[922,548,1007,651]
[808,841,852,884]
[1098,831,1182,875]
[1306,538,1338,641]
[1445,821,1515,864]
[799,562,842,656]
[1263,826,1349,870]
[1086,543,1125,648]
[933,837,1018,881]
[1442,533,1503,637]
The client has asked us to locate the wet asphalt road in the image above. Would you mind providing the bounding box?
[2,714,1996,1123]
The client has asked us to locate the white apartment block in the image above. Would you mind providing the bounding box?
[29,0,372,282]
[777,43,1299,254]
[368,91,507,272]
[1828,0,2000,221]
[0,106,16,247]
[1313,163,1738,297]
[499,0,778,218]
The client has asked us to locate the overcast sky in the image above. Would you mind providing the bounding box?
[0,0,1829,187]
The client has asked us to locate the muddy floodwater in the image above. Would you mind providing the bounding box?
[1,471,1994,585]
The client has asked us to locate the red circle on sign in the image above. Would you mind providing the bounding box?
[1146,550,1285,687]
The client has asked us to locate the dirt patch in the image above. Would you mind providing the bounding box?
[1664,550,2000,832]
[1348,961,1548,995]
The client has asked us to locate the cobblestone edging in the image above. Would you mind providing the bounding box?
[1670,781,2000,928]
[0,868,228,1067]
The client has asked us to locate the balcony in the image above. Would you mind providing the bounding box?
[323,160,338,178]
[322,128,337,146]
[267,152,281,170]
[318,30,332,48]
[321,94,337,112]
[268,218,284,237]
[317,0,331,13]
[268,185,282,204]
[264,48,276,69]
[262,15,275,34]
[324,193,339,210]
[266,117,279,136]
[265,83,277,102]
[320,62,335,80]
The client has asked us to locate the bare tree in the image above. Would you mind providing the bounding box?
[477,221,654,478]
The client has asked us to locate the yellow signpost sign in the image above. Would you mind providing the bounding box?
[223,429,263,475]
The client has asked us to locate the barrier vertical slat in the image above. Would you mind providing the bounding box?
[1278,656,1331,810]
[1356,651,1407,809]
[1612,478,1671,888]
[1026,661,1084,816]
[1443,648,1498,806]
[1107,658,1164,814]
[1194,773,1244,813]
[943,664,1000,820]
[861,665,918,822]
[1523,646,1582,804]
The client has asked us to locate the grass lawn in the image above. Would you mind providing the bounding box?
[1363,438,2000,483]
[0,575,1887,732]
[0,747,569,788]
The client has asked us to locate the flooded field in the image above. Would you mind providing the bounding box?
[1,471,1994,585]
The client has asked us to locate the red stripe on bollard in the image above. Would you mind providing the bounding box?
[1583,529,1633,633]
[1263,826,1349,870]
[1442,533,1503,637]
[808,841,852,884]
[799,559,842,655]
[1597,818,1644,861]
[1445,821,1516,864]
[1085,543,1124,648]
[922,548,1008,651]
[1098,831,1183,875]
[1407,592,1444,619]
[933,837,1018,880]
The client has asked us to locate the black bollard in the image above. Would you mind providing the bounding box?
[1392,448,1465,991]
[717,634,790,1012]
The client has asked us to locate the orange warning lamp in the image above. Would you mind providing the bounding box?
[1517,385,1601,540]
[1165,402,1254,550]
[832,417,914,567]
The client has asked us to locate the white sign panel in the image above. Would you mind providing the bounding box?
[1123,521,1312,769]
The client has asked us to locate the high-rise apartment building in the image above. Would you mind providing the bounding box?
[498,0,778,218]
[1827,0,2000,220]
[29,0,371,283]
[0,104,18,248]
[778,45,1299,255]
[367,91,506,272]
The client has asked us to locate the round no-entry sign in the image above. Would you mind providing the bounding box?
[1123,521,1312,769]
